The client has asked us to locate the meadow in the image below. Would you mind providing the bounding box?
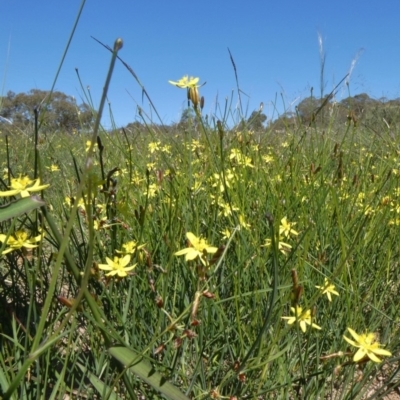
[1,40,400,400]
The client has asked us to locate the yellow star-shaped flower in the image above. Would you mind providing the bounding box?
[0,175,49,198]
[0,230,43,255]
[315,278,339,301]
[98,255,137,278]
[175,232,217,266]
[169,76,202,108]
[116,240,146,255]
[282,306,322,333]
[343,327,392,363]
[279,217,299,238]
[168,75,200,88]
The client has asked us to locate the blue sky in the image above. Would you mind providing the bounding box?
[1,0,399,128]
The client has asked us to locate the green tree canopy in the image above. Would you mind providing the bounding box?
[246,110,267,131]
[0,89,93,132]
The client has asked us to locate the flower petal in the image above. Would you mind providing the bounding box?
[98,264,113,271]
[124,265,137,272]
[186,232,198,246]
[371,348,392,356]
[185,250,200,261]
[353,348,367,362]
[343,335,359,348]
[347,328,361,342]
[0,189,21,197]
[367,351,382,363]
[175,248,191,256]
[120,254,131,267]
[206,246,218,254]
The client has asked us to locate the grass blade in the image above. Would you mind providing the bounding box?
[0,196,45,222]
[109,346,190,400]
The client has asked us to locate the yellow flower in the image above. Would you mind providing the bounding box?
[98,255,137,278]
[93,217,109,231]
[315,278,339,301]
[343,328,392,363]
[0,229,42,255]
[282,306,322,333]
[169,75,199,89]
[229,149,254,168]
[211,169,235,193]
[218,201,239,217]
[64,196,86,210]
[279,217,299,238]
[239,214,251,230]
[85,140,97,153]
[148,142,160,154]
[0,175,50,198]
[175,232,218,265]
[262,155,274,164]
[262,236,292,254]
[169,75,201,108]
[220,229,231,240]
[47,164,60,172]
[116,240,146,255]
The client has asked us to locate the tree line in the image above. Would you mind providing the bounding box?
[1,89,399,134]
[271,93,400,131]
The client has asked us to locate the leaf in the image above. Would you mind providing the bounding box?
[109,346,190,400]
[76,363,122,400]
[0,196,45,222]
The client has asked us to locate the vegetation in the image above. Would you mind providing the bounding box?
[0,89,93,133]
[3,86,400,139]
[1,36,400,400]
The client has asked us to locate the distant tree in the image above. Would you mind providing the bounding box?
[268,93,400,132]
[340,93,377,115]
[0,89,93,132]
[367,98,400,128]
[179,108,196,125]
[124,121,145,133]
[168,108,196,132]
[296,96,320,122]
[270,112,298,132]
[296,95,335,125]
[246,111,267,131]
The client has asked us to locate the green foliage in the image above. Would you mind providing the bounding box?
[0,89,93,132]
[1,106,400,398]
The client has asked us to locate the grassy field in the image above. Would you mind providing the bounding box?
[1,43,400,399]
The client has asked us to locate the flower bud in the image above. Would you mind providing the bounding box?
[189,86,200,108]
[114,38,123,51]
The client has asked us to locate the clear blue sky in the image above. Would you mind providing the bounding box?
[1,0,399,128]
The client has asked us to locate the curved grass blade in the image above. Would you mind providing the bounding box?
[0,196,45,222]
[109,346,190,400]
[76,363,122,400]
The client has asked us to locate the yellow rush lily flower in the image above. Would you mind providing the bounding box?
[282,305,322,333]
[315,278,339,302]
[343,328,392,363]
[98,255,137,278]
[0,230,42,255]
[175,232,217,266]
[169,75,202,108]
[0,175,49,198]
